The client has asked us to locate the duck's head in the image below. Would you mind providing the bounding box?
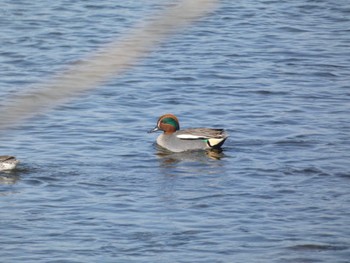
[149,114,180,134]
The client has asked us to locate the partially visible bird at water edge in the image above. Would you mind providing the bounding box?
[0,156,19,171]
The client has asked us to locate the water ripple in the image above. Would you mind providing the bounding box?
[1,0,350,262]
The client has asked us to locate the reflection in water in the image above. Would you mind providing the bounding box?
[0,174,20,196]
[155,145,225,167]
[0,173,20,185]
[0,166,33,186]
[206,149,225,160]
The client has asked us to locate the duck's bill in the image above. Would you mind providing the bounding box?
[148,126,160,133]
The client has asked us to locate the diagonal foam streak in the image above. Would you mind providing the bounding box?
[0,0,218,130]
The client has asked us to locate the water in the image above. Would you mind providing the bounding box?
[1,0,350,262]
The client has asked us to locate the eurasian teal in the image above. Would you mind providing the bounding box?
[149,114,228,152]
[0,156,19,171]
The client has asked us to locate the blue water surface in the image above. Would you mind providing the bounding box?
[1,0,350,262]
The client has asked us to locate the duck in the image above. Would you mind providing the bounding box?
[148,114,228,152]
[0,156,19,171]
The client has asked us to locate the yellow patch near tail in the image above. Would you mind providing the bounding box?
[207,138,225,147]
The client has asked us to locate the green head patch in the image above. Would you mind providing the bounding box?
[161,117,180,130]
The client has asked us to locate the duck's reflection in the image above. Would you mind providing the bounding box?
[155,145,225,167]
[0,172,20,185]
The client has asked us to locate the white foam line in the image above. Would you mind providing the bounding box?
[0,0,218,130]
